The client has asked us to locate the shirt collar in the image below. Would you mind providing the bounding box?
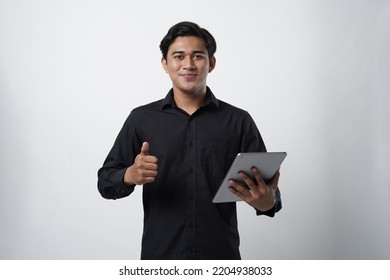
[161,86,219,110]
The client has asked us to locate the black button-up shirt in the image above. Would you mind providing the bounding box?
[97,87,281,260]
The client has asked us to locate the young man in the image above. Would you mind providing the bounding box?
[97,21,281,260]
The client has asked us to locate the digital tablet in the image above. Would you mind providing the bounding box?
[212,152,287,203]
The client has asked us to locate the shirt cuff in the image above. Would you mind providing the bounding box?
[111,168,135,199]
[255,205,277,217]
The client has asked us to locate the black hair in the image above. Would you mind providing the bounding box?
[159,21,217,60]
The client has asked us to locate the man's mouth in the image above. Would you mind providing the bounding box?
[181,73,197,79]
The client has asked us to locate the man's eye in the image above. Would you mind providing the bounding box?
[174,55,184,60]
[193,55,205,59]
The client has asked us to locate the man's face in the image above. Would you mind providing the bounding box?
[161,36,216,96]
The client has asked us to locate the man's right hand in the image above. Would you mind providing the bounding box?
[124,142,158,186]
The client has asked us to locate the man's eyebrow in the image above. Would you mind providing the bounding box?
[171,50,206,55]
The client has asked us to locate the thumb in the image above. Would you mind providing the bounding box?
[140,142,149,155]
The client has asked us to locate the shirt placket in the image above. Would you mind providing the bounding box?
[185,115,197,259]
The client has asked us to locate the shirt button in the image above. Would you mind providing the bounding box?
[188,195,194,201]
[189,141,194,147]
[188,223,194,228]
[189,168,194,173]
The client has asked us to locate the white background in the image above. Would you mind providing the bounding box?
[1,0,389,259]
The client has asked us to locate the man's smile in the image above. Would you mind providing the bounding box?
[180,73,197,80]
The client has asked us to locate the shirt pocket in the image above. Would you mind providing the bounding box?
[199,137,241,192]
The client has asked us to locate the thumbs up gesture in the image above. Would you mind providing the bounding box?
[124,142,158,186]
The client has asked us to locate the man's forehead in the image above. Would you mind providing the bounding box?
[168,36,207,52]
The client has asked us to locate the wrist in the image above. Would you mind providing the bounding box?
[123,166,135,186]
[256,197,276,212]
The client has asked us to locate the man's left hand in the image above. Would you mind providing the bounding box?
[229,167,280,212]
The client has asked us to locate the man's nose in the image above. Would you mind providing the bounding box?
[183,56,196,69]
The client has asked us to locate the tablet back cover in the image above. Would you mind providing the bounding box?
[212,152,287,203]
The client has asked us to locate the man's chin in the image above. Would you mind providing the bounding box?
[175,84,206,95]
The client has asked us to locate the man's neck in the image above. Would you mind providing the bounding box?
[173,88,207,115]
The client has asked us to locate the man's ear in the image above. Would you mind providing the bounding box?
[209,56,216,73]
[161,57,168,73]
